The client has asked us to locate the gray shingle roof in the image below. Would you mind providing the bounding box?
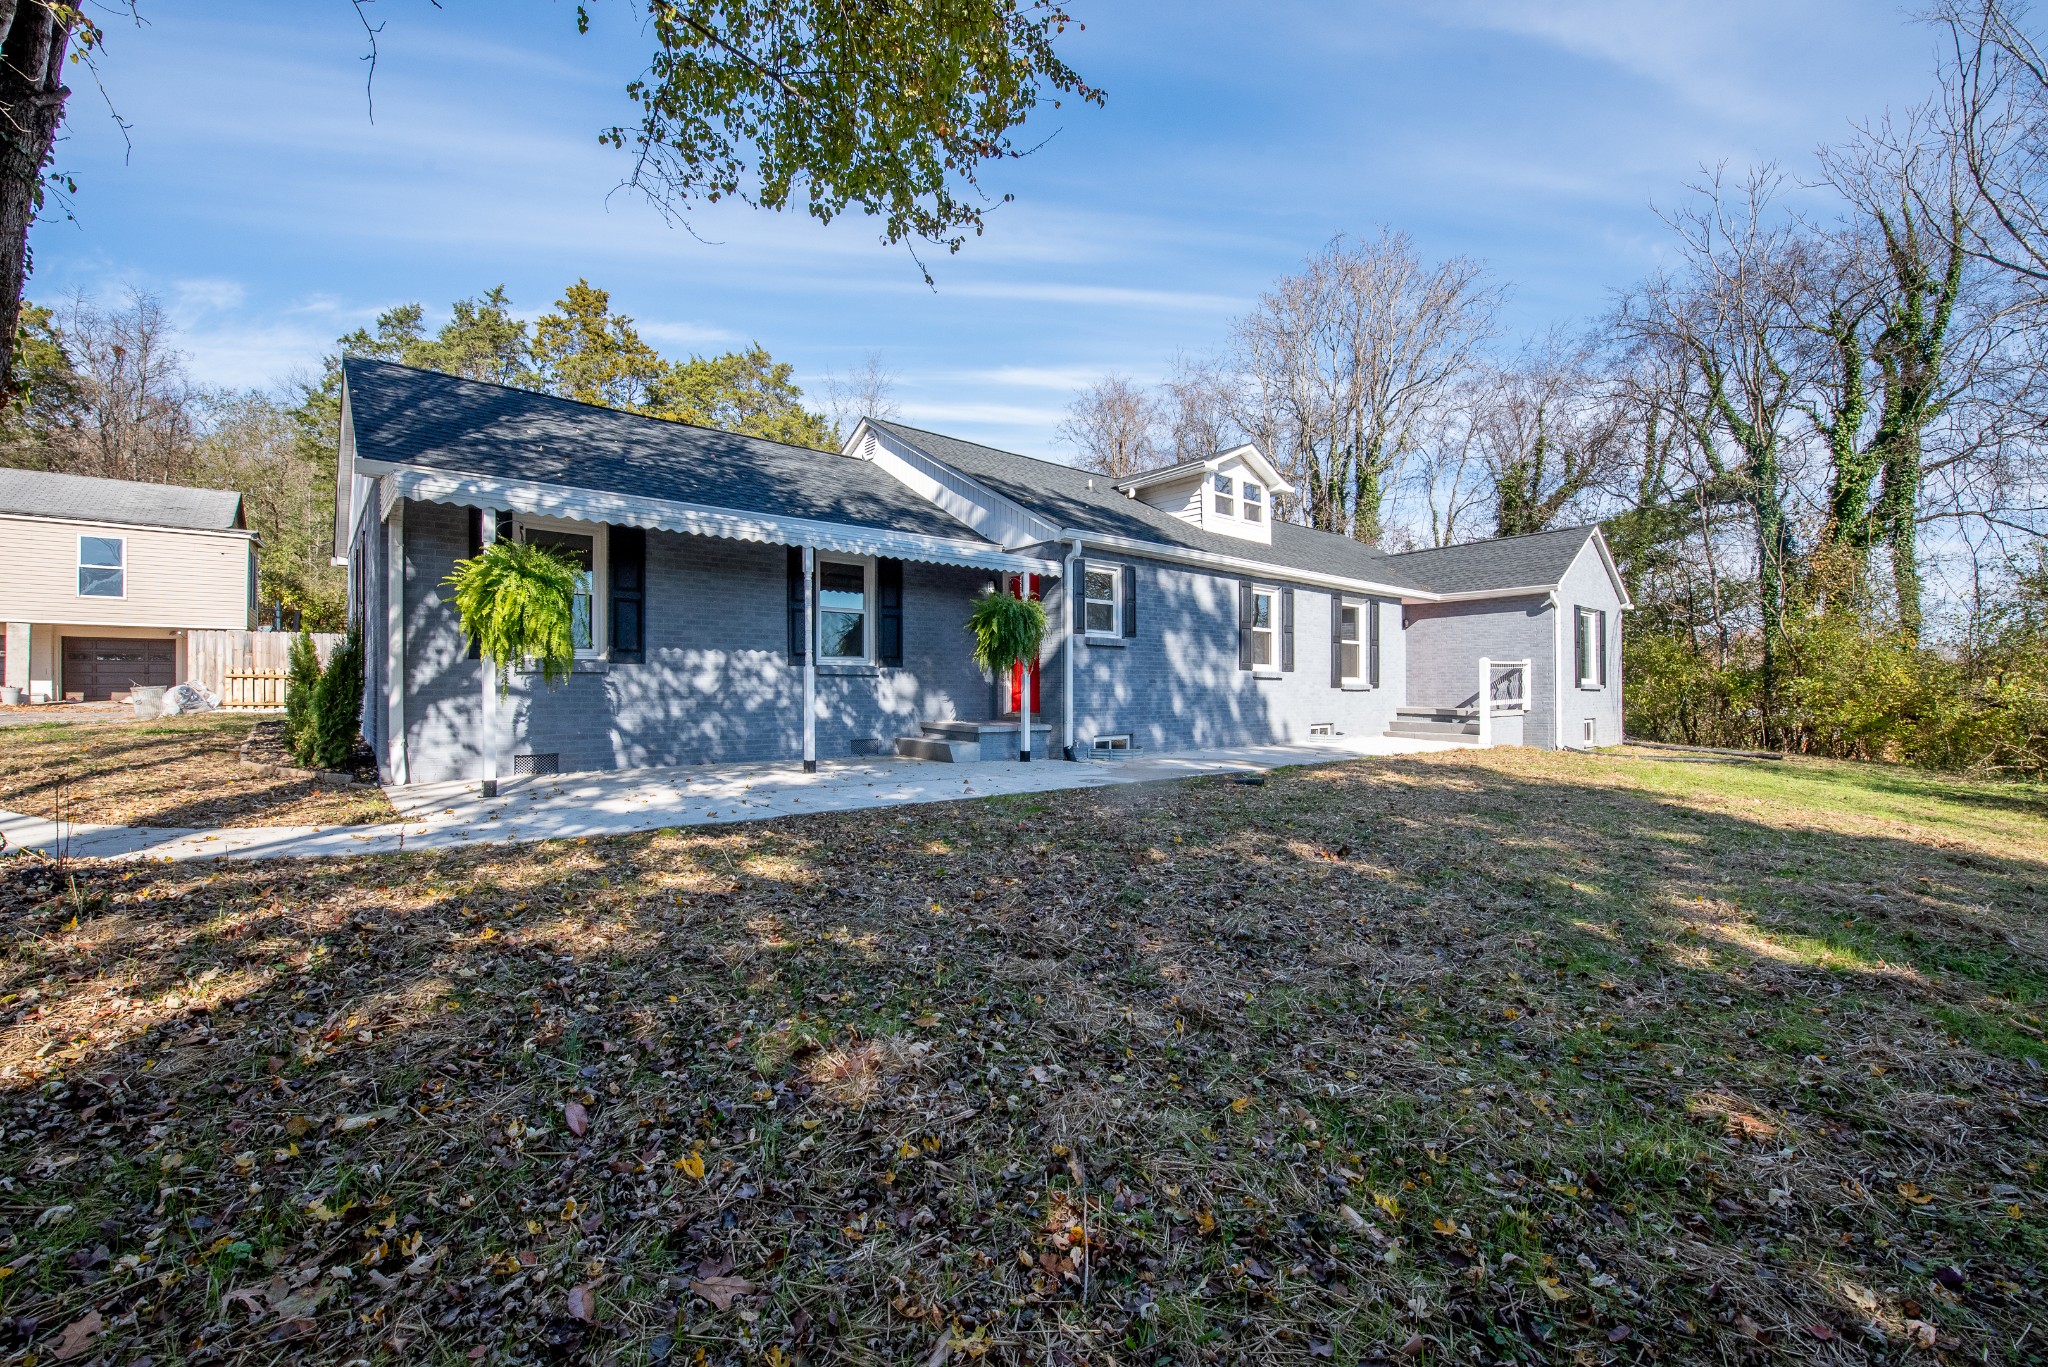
[1379,525,1597,595]
[872,420,1438,592]
[0,468,245,531]
[345,359,987,542]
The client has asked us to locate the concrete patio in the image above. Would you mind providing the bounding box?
[0,734,1457,863]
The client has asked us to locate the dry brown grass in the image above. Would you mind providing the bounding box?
[0,746,2043,1365]
[0,716,392,828]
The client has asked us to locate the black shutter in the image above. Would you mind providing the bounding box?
[466,509,483,659]
[1121,563,1137,638]
[1368,599,1381,688]
[786,547,807,663]
[1330,592,1344,687]
[1280,587,1295,672]
[1237,580,1254,671]
[877,557,904,667]
[1573,608,1586,687]
[1596,609,1608,687]
[1072,562,1086,631]
[609,526,645,663]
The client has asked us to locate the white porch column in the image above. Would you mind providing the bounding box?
[384,502,407,785]
[801,545,817,773]
[1477,656,1493,749]
[1062,538,1080,760]
[1018,625,1033,762]
[479,512,500,797]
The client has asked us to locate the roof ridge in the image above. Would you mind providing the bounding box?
[0,467,243,499]
[1382,523,1595,558]
[874,419,1096,477]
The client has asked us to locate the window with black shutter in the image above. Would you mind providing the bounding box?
[609,526,645,663]
[876,557,904,666]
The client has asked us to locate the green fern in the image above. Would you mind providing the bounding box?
[967,590,1046,678]
[443,538,582,684]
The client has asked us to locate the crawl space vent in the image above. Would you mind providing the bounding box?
[513,752,560,776]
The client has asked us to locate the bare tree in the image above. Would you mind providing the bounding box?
[44,290,198,486]
[821,349,900,441]
[1156,354,1235,465]
[1931,0,2048,287]
[1232,231,1499,542]
[1618,167,1811,739]
[1056,373,1158,478]
[1471,334,1627,538]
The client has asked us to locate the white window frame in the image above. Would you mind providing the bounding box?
[1337,598,1366,685]
[815,554,876,663]
[1211,472,1235,518]
[1574,605,1605,689]
[1240,482,1265,523]
[1250,584,1279,671]
[514,514,608,658]
[1081,559,1123,638]
[78,534,126,599]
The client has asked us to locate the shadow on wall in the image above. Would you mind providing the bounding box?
[1080,567,1276,752]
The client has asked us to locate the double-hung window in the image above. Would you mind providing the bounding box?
[1241,483,1264,523]
[1574,606,1607,688]
[1337,602,1364,684]
[1082,562,1122,637]
[1250,586,1278,668]
[517,518,605,656]
[1212,473,1235,517]
[818,559,871,661]
[78,535,124,598]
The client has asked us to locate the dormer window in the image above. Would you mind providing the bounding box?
[1212,473,1234,516]
[1241,484,1264,523]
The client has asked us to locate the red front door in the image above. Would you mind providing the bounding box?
[1005,573,1041,716]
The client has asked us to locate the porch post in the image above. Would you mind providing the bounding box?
[1062,538,1081,760]
[385,502,407,785]
[1018,629,1033,761]
[1477,657,1492,749]
[801,545,817,773]
[479,511,499,797]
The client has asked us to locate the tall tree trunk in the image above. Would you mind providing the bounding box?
[1875,435,1924,640]
[0,2,72,406]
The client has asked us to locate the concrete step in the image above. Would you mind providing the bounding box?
[1396,707,1479,722]
[1387,720,1483,744]
[895,736,975,762]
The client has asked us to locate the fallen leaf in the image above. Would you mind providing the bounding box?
[564,1100,589,1136]
[566,1283,597,1323]
[1339,1203,1368,1231]
[691,1273,756,1311]
[674,1151,706,1180]
[1230,1096,1253,1113]
[50,1310,103,1360]
[1806,1324,1839,1341]
[1537,1276,1572,1302]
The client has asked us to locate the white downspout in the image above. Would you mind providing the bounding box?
[385,500,407,785]
[802,545,817,773]
[1549,589,1565,750]
[1018,595,1033,762]
[1063,537,1082,760]
[479,511,499,797]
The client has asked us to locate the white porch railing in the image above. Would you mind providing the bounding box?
[1476,657,1531,748]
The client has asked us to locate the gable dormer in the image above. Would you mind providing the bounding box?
[1112,443,1291,545]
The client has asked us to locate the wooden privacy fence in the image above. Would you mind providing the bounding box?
[186,630,344,708]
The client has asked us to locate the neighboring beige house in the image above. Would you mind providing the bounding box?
[0,469,256,702]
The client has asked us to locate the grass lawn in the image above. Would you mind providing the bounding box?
[0,717,393,828]
[0,748,2043,1366]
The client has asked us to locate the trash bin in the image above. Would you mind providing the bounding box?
[0,686,19,706]
[130,686,167,720]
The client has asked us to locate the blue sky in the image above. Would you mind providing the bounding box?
[38,1,1941,457]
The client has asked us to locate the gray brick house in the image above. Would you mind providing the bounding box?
[335,360,1631,785]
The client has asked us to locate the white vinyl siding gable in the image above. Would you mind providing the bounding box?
[0,514,254,629]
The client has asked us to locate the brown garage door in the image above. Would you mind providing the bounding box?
[63,637,176,701]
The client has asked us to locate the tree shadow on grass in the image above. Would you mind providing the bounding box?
[0,750,2044,1365]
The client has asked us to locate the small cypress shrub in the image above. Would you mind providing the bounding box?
[283,631,322,763]
[306,627,365,771]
